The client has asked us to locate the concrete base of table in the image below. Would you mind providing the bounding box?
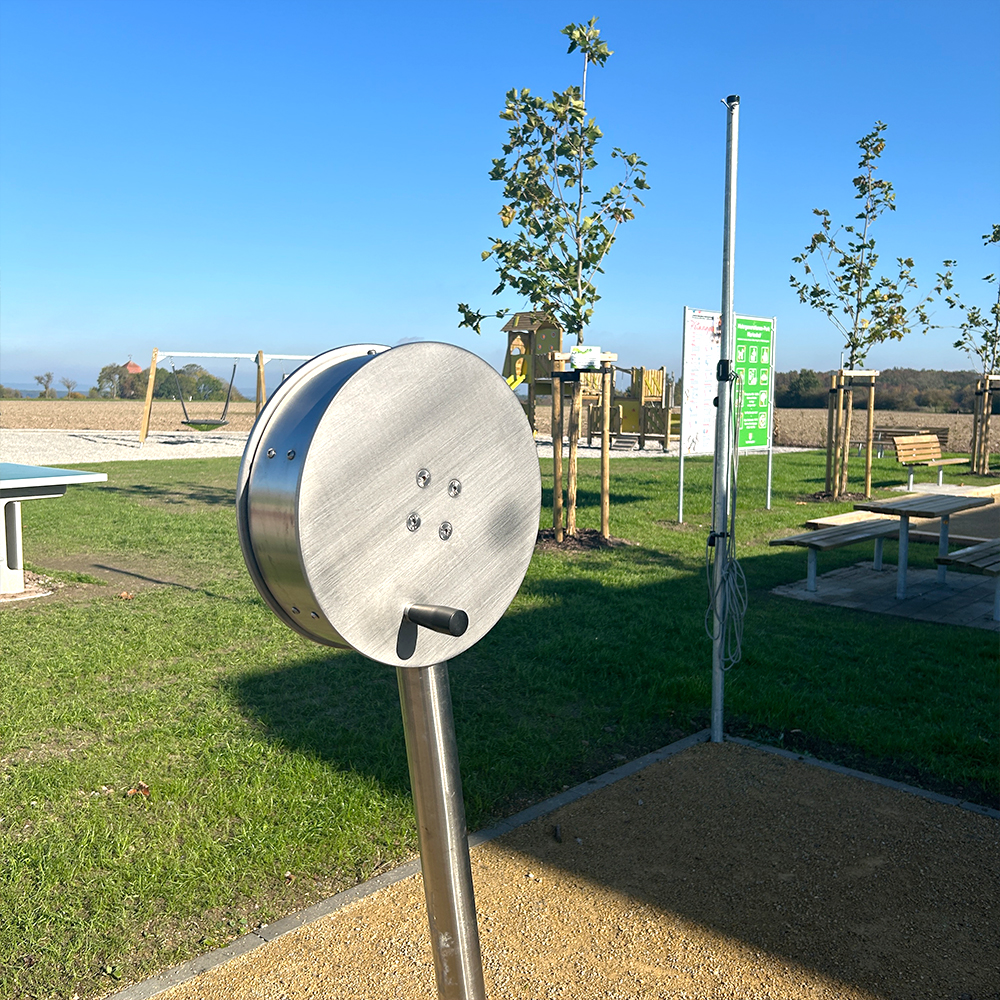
[771,561,999,632]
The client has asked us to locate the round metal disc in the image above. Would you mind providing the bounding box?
[241,342,541,667]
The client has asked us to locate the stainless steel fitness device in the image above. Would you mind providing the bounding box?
[237,341,541,998]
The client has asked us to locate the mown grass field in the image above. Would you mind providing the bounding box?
[2,450,997,999]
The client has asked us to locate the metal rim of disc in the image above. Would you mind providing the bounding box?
[236,344,390,641]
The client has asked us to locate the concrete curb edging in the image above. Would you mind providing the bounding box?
[107,727,997,999]
[726,735,1000,819]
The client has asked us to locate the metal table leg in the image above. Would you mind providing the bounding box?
[896,515,909,600]
[397,662,486,1000]
[936,514,950,585]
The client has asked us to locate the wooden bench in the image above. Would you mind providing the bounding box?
[892,434,967,489]
[770,519,899,592]
[853,426,950,458]
[935,538,1000,621]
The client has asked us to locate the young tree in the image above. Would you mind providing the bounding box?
[96,364,127,398]
[33,372,55,398]
[458,18,648,534]
[946,224,999,472]
[60,377,77,394]
[789,121,952,495]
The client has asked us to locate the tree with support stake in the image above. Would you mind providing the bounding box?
[790,121,953,499]
[946,224,999,475]
[458,18,648,537]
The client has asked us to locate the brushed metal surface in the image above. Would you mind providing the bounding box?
[397,662,486,999]
[239,341,540,666]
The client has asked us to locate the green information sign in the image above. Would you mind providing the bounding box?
[733,315,775,450]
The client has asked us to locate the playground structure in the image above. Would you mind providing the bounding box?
[138,349,313,444]
[501,311,679,450]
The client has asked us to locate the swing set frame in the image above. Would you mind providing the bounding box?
[138,349,313,444]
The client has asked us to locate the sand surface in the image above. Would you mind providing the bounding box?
[132,741,998,1000]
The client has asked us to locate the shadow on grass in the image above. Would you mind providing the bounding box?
[228,540,997,817]
[99,482,235,506]
[226,542,997,999]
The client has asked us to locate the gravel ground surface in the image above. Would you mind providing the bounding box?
[0,429,815,467]
[127,740,998,1000]
[0,429,251,465]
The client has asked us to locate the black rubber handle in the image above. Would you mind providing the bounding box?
[404,604,469,637]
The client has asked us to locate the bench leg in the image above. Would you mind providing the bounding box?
[907,467,914,491]
[1,500,25,595]
[938,466,945,486]
[873,536,884,572]
[807,549,817,592]
[937,515,950,585]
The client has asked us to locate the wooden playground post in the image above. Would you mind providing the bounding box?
[825,373,837,493]
[864,373,877,498]
[566,379,582,537]
[139,348,159,446]
[971,380,983,473]
[255,350,267,415]
[551,358,565,542]
[979,375,999,474]
[839,372,855,497]
[637,367,647,450]
[832,371,845,498]
[601,361,612,539]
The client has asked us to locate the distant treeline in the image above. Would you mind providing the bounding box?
[0,363,248,402]
[773,368,998,413]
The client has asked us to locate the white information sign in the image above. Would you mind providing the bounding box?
[680,307,721,456]
[678,307,778,520]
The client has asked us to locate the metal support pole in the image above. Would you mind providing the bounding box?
[896,516,910,600]
[711,94,740,745]
[937,514,950,585]
[396,662,486,1000]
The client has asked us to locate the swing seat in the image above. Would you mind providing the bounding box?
[182,419,229,431]
[170,360,238,432]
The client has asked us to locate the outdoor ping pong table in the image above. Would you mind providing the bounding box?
[0,462,108,595]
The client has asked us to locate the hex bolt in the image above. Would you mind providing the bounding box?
[438,521,453,541]
[287,450,296,460]
[310,611,319,619]
[448,479,462,498]
[291,607,300,615]
[416,468,431,489]
[407,512,422,532]
[267,448,276,459]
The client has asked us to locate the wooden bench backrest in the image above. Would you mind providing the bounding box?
[874,426,950,450]
[892,434,941,462]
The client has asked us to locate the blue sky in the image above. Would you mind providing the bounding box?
[2,0,998,393]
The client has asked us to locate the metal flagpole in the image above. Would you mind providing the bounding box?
[710,95,740,744]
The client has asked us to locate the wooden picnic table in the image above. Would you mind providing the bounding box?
[0,462,108,595]
[853,493,995,600]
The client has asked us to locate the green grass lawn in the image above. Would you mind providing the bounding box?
[2,451,997,999]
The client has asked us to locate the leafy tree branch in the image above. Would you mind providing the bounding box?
[789,121,951,368]
[458,18,648,344]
